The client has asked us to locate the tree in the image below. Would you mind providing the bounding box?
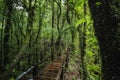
[3,0,13,70]
[79,2,88,80]
[88,0,120,79]
[51,0,55,61]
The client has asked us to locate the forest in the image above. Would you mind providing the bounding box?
[0,0,120,80]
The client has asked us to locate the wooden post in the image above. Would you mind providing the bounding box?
[33,65,38,80]
[60,66,64,80]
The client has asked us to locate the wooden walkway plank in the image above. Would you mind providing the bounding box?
[34,57,63,80]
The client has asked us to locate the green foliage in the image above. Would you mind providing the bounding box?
[10,77,14,80]
[0,26,2,31]
[0,0,102,79]
[85,24,101,79]
[76,18,86,27]
[95,2,102,6]
[74,0,101,79]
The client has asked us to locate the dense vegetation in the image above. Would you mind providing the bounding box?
[0,0,119,80]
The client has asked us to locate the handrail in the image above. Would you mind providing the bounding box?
[15,54,50,80]
[15,66,35,80]
[15,49,69,80]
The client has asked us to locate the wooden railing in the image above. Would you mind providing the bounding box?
[15,55,50,80]
[15,51,69,80]
[15,66,35,80]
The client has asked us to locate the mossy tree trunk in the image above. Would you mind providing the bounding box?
[88,0,120,79]
[51,0,55,61]
[3,0,13,71]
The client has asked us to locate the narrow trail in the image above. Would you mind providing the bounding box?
[34,61,62,80]
[33,56,64,80]
[16,56,65,80]
[16,53,82,80]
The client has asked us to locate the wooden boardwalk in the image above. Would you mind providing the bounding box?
[15,56,65,80]
[34,61,63,80]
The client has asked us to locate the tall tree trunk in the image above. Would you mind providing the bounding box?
[3,0,13,70]
[88,0,120,80]
[0,4,5,75]
[51,0,55,61]
[34,1,45,63]
[81,3,88,80]
[55,0,62,58]
[27,0,36,65]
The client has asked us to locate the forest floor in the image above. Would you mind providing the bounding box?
[65,54,81,80]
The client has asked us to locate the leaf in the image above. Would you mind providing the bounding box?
[89,75,95,80]
[0,26,2,31]
[95,2,102,6]
[10,77,14,80]
[76,18,86,27]
[13,69,16,72]
[86,50,93,57]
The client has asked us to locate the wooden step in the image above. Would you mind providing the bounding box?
[34,60,63,80]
